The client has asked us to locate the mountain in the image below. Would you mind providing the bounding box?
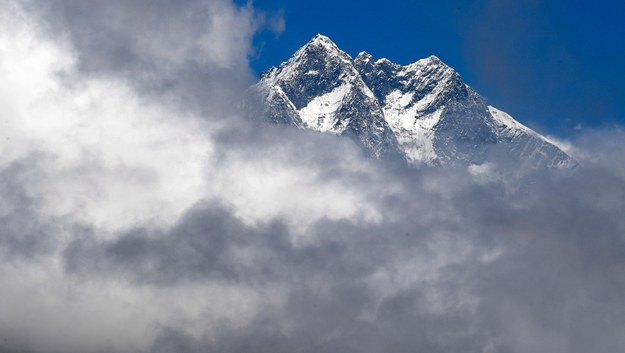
[251,34,575,169]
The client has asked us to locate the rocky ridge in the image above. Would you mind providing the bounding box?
[252,34,574,169]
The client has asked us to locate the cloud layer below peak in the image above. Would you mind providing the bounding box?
[1,2,625,353]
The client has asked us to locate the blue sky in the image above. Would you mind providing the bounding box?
[247,0,625,137]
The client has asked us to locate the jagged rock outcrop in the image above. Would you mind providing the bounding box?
[252,34,574,168]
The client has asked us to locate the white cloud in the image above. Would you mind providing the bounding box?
[0,5,214,231]
[1,1,625,353]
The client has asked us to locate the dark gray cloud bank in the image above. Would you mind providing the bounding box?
[1,1,625,353]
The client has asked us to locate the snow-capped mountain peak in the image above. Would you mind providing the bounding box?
[307,33,341,49]
[252,35,575,169]
[287,34,353,69]
[355,51,373,61]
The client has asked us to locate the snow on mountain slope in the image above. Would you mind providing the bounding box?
[252,34,575,169]
[298,83,352,133]
[382,89,443,164]
[487,106,575,168]
[251,34,402,160]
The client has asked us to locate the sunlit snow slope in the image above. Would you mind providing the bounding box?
[252,34,574,168]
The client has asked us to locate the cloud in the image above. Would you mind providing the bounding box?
[21,0,271,120]
[1,1,625,353]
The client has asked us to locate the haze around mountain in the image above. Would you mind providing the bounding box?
[0,2,624,353]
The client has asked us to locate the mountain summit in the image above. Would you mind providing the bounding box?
[253,35,574,168]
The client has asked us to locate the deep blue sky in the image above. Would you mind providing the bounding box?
[245,0,625,137]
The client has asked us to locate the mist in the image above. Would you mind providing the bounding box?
[1,1,624,353]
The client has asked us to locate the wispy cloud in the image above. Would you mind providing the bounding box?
[0,1,624,353]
